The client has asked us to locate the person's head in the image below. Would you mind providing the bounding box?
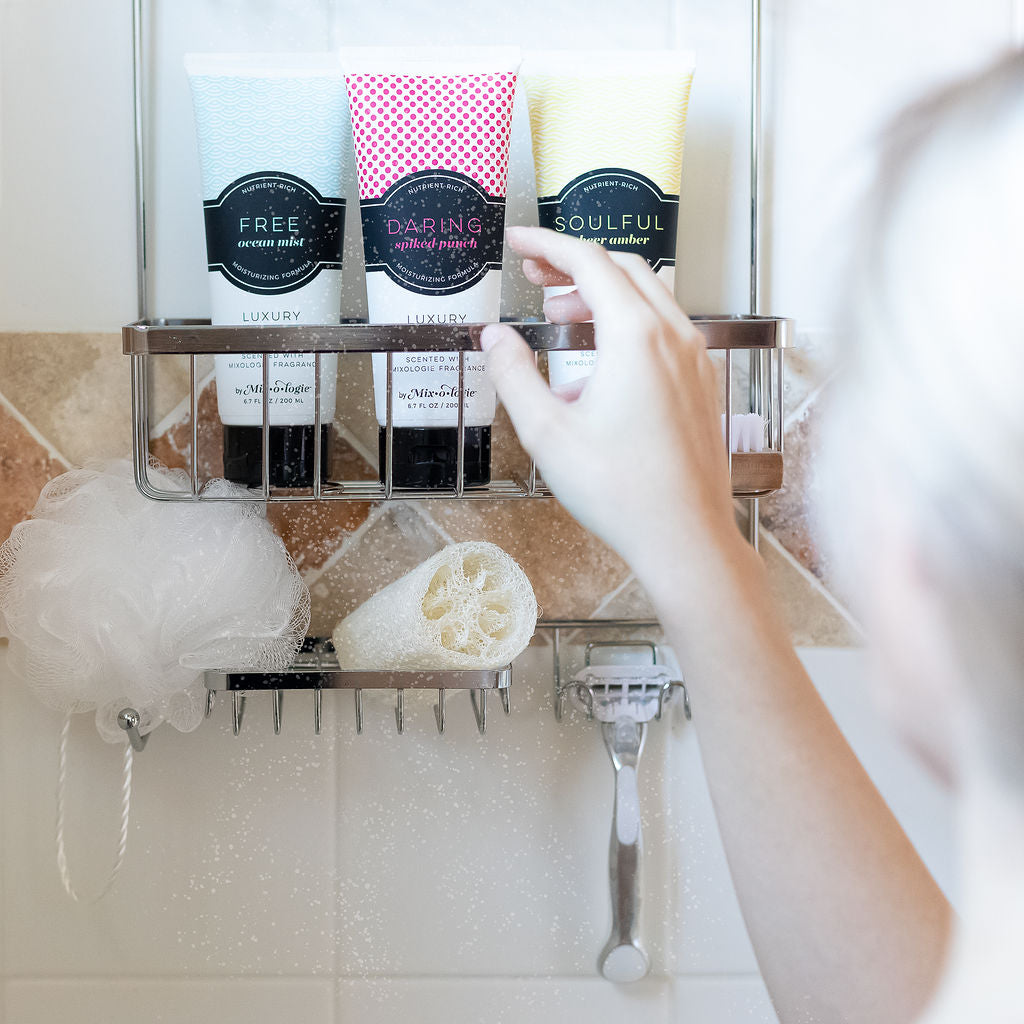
[828,52,1024,792]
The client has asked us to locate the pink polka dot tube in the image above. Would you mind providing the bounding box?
[343,50,521,490]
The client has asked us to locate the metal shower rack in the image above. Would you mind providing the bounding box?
[203,636,512,740]
[123,315,791,503]
[126,0,788,550]
[115,620,688,751]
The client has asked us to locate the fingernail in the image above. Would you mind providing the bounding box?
[480,324,501,353]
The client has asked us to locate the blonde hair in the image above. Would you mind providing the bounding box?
[830,52,1024,778]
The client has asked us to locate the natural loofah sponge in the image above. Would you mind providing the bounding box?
[0,459,310,743]
[331,541,537,670]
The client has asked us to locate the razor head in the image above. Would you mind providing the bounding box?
[567,665,687,724]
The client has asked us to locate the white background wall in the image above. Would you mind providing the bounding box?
[1,0,1018,332]
[0,1,1018,1022]
[0,645,954,1024]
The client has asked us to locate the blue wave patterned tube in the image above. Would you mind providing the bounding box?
[185,54,347,488]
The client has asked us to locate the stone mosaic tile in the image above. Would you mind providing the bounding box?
[0,334,857,648]
[148,377,378,574]
[761,529,861,646]
[306,503,446,637]
[783,329,840,422]
[760,391,838,592]
[420,498,633,621]
[148,377,223,480]
[0,334,189,465]
[738,502,861,646]
[593,537,860,647]
[333,354,377,461]
[0,402,68,545]
[269,492,376,577]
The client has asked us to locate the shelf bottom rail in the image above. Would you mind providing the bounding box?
[128,316,789,504]
[202,660,512,739]
[132,452,782,503]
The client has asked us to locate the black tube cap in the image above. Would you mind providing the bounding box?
[223,424,331,488]
[378,426,490,489]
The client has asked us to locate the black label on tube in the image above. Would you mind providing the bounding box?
[360,169,506,297]
[203,171,346,295]
[537,167,679,272]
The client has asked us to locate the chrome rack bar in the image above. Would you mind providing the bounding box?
[202,639,512,738]
[313,352,323,500]
[384,351,394,499]
[121,318,793,355]
[455,351,466,498]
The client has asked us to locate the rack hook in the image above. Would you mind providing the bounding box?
[117,708,148,752]
[205,689,216,719]
[655,680,692,722]
[434,688,446,734]
[232,692,247,736]
[395,689,405,734]
[470,688,488,735]
[272,689,284,735]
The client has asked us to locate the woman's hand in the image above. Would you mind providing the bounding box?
[481,226,739,583]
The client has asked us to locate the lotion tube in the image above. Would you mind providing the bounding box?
[524,52,695,390]
[344,49,519,489]
[186,54,347,487]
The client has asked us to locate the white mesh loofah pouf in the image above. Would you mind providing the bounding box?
[332,541,537,670]
[0,459,310,743]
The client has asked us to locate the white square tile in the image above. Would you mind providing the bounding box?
[671,976,779,1023]
[660,715,761,975]
[337,976,671,1024]
[332,643,677,977]
[767,0,1014,328]
[4,979,334,1024]
[0,0,137,331]
[0,673,339,976]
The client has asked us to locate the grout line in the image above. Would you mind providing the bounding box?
[409,502,455,545]
[1,974,341,984]
[0,389,73,468]
[150,367,216,438]
[1,971,765,983]
[334,971,768,982]
[589,573,641,618]
[335,424,377,471]
[759,525,864,638]
[783,369,837,429]
[300,503,390,588]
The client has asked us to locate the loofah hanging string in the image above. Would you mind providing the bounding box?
[0,459,310,742]
[55,714,134,904]
[332,541,537,670]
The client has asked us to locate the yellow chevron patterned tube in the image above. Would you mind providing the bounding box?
[524,51,695,389]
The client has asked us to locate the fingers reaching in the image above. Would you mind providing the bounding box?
[480,323,566,452]
[606,253,698,340]
[543,290,594,324]
[505,226,642,330]
[522,257,574,288]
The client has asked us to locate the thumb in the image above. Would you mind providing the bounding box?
[481,324,565,451]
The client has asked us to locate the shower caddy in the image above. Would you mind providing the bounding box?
[121,0,787,739]
[118,0,784,980]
